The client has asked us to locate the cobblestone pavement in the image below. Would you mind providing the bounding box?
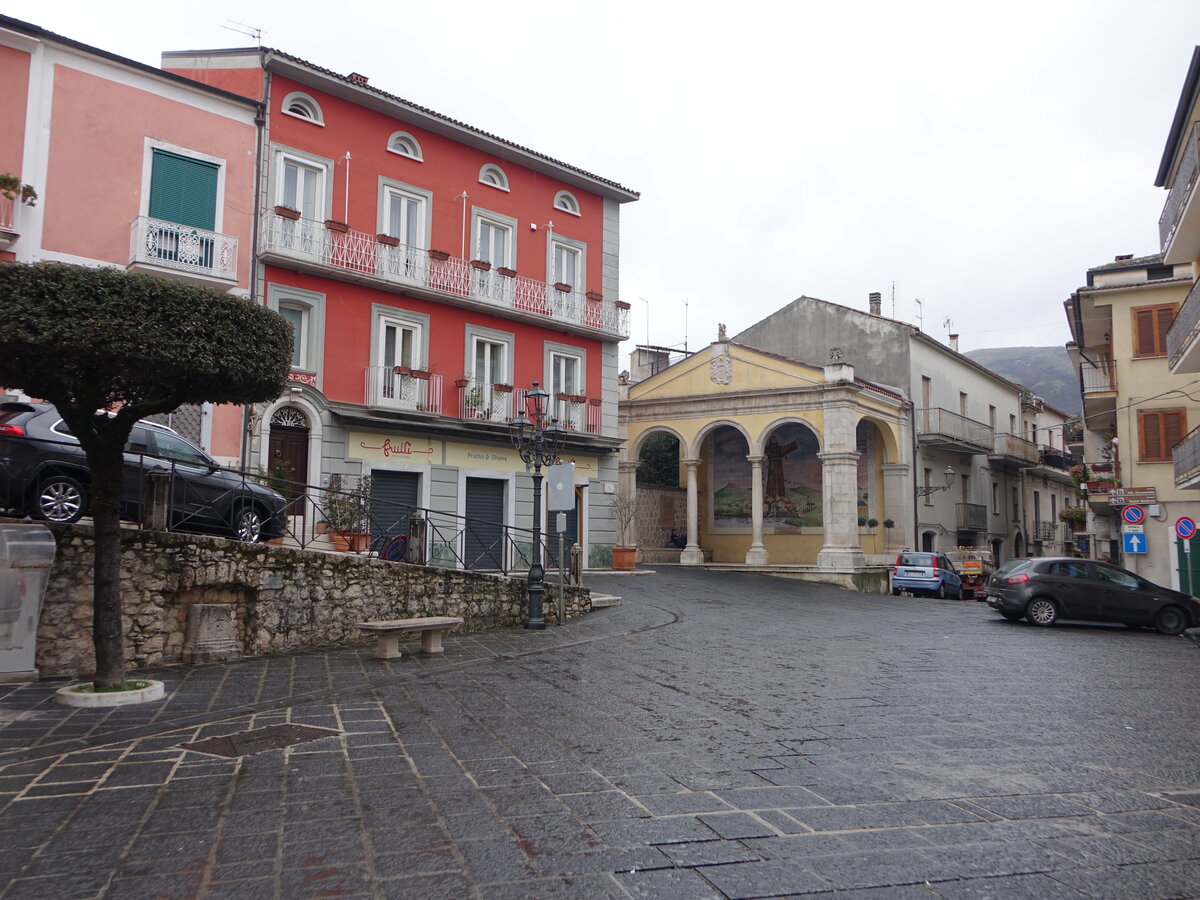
[2,568,1200,899]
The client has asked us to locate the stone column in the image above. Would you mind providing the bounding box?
[881,463,911,554]
[617,460,640,547]
[681,458,704,566]
[817,449,866,569]
[745,455,769,566]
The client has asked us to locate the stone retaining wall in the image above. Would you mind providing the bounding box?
[36,524,591,678]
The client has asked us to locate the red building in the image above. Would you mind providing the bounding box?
[164,47,638,566]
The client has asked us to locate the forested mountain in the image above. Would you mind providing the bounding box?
[964,346,1080,416]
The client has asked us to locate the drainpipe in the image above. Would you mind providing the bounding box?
[241,52,271,471]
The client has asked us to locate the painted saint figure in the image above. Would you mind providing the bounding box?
[764,435,799,500]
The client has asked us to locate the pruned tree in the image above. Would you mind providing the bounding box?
[0,262,292,688]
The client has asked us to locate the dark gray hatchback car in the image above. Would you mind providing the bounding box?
[0,401,287,542]
[985,556,1200,634]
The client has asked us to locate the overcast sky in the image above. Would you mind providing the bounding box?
[14,0,1200,360]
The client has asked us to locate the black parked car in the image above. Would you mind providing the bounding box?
[0,401,287,542]
[986,556,1200,634]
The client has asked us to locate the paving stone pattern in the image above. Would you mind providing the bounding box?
[2,568,1200,898]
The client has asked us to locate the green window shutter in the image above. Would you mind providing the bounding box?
[149,149,218,230]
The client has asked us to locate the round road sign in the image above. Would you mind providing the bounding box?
[1176,516,1197,540]
[1122,505,1145,525]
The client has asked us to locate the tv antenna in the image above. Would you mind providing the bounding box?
[943,316,953,336]
[221,20,263,44]
[682,298,689,352]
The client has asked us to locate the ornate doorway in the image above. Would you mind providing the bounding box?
[267,406,310,516]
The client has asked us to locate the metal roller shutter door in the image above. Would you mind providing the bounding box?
[464,478,505,570]
[370,470,419,552]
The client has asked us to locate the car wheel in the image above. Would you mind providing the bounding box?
[935,582,946,599]
[1001,610,1024,622]
[1154,606,1188,636]
[34,474,88,524]
[232,504,266,542]
[892,588,901,596]
[1026,597,1058,627]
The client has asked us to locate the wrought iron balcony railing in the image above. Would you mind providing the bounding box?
[129,216,238,283]
[917,408,994,451]
[457,379,516,424]
[1160,122,1200,251]
[1037,446,1074,471]
[1033,520,1057,541]
[364,367,442,414]
[1167,277,1200,369]
[956,502,987,532]
[1174,424,1200,486]
[261,211,629,338]
[1080,359,1116,394]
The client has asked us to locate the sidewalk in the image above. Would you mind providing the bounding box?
[2,569,1200,899]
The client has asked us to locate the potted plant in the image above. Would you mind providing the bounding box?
[1059,507,1087,531]
[323,474,373,551]
[611,492,638,569]
[0,174,37,207]
[273,205,301,220]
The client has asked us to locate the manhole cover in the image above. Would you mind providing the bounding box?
[181,724,341,758]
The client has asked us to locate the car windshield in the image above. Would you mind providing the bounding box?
[898,553,934,566]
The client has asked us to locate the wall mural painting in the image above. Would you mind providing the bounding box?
[712,423,822,531]
[857,421,878,520]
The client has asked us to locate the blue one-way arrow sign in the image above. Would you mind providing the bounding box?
[1123,532,1147,554]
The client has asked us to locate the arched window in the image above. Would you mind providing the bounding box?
[553,191,580,216]
[387,131,423,161]
[479,164,509,191]
[281,92,324,125]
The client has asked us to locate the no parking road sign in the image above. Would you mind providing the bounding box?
[1176,516,1197,540]
[1122,505,1145,526]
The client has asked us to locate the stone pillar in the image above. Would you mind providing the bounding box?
[817,449,866,569]
[617,460,640,547]
[881,463,911,554]
[745,455,769,566]
[681,458,704,566]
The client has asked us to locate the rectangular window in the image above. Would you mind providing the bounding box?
[1139,408,1186,461]
[279,305,306,369]
[553,243,579,287]
[384,188,424,247]
[921,376,931,408]
[380,317,420,370]
[149,149,218,230]
[959,392,968,417]
[988,405,996,430]
[281,158,324,219]
[473,338,506,385]
[548,348,584,429]
[992,481,999,514]
[1132,304,1178,357]
[372,308,429,411]
[268,284,325,378]
[476,217,512,266]
[923,468,933,506]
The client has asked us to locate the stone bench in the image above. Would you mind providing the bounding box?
[357,616,464,659]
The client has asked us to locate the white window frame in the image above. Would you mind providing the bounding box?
[472,208,517,267]
[372,305,429,371]
[553,190,580,216]
[479,164,509,191]
[376,178,431,249]
[271,145,333,221]
[140,138,228,232]
[465,325,514,387]
[281,91,324,125]
[544,341,586,430]
[386,131,423,161]
[548,234,586,291]
[267,284,326,380]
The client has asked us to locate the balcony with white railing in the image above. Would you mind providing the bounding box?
[260,210,630,339]
[365,367,442,415]
[1160,122,1200,260]
[1167,277,1200,375]
[458,379,516,424]
[917,408,993,454]
[129,217,238,287]
[1080,358,1117,433]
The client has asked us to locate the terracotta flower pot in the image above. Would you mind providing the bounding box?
[332,531,370,552]
[428,249,451,261]
[274,205,301,220]
[376,234,400,247]
[611,547,637,570]
[324,220,349,233]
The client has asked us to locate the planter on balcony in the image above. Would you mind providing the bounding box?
[410,369,431,380]
[392,365,411,376]
[615,300,631,310]
[428,248,451,261]
[496,266,517,278]
[324,220,349,233]
[556,393,572,401]
[553,282,573,293]
[492,383,513,393]
[568,394,587,404]
[274,205,301,220]
[1091,462,1115,474]
[454,378,470,388]
[376,234,400,247]
[470,259,492,271]
[588,397,601,407]
[585,291,604,302]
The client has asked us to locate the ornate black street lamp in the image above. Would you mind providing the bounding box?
[510,382,566,630]
[915,465,956,498]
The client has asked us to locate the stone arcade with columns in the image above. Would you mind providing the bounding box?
[619,338,912,587]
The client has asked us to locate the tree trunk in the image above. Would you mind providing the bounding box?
[88,448,126,689]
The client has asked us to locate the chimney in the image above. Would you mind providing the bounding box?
[949,334,959,353]
[868,292,882,315]
[349,72,369,86]
[1114,254,1133,262]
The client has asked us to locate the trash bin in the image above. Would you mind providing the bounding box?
[0,524,57,681]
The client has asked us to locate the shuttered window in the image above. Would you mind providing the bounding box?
[149,149,218,230]
[1131,304,1178,357]
[1139,409,1186,461]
